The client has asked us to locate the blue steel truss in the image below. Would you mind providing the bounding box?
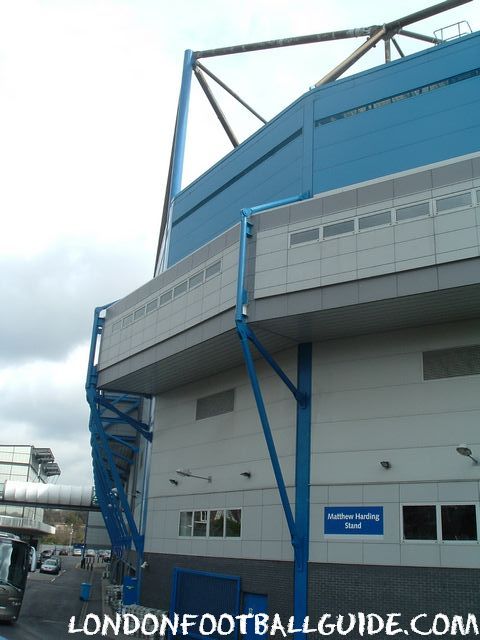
[86,305,152,602]
[235,193,312,640]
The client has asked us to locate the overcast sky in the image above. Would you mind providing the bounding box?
[0,0,477,487]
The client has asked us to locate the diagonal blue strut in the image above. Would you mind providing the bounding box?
[235,192,312,639]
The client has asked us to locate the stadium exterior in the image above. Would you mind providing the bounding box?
[87,16,480,638]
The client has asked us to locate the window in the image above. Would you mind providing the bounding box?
[395,201,430,222]
[112,320,122,333]
[436,192,472,213]
[441,505,477,541]
[146,299,158,314]
[174,281,188,298]
[160,290,173,306]
[205,261,221,279]
[403,505,437,540]
[122,314,134,328]
[323,219,355,238]
[179,511,193,537]
[179,509,242,538]
[402,504,478,542]
[209,510,225,537]
[358,210,391,231]
[189,272,204,289]
[134,307,146,322]
[193,511,208,537]
[225,509,241,538]
[290,228,319,247]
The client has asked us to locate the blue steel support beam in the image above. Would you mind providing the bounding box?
[294,343,312,634]
[159,50,194,272]
[107,434,139,452]
[91,450,127,547]
[90,427,132,539]
[237,325,297,541]
[88,392,144,551]
[91,445,129,550]
[86,305,153,603]
[92,467,119,547]
[171,50,194,198]
[236,193,309,323]
[111,451,133,465]
[93,469,125,549]
[247,328,305,405]
[97,397,152,441]
[235,192,311,640]
[102,416,139,425]
[109,394,141,406]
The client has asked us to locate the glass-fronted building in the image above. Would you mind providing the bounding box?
[0,445,59,540]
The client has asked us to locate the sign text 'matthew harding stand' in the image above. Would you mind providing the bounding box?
[324,507,384,537]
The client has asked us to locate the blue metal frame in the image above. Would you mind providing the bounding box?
[86,305,152,604]
[160,49,194,272]
[171,50,194,199]
[235,193,312,639]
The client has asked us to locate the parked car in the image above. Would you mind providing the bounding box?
[85,549,96,558]
[102,550,111,562]
[58,549,68,556]
[72,548,82,556]
[40,557,61,574]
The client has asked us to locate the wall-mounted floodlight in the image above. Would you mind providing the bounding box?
[169,479,179,486]
[380,461,391,469]
[456,445,478,464]
[240,471,251,478]
[176,468,212,482]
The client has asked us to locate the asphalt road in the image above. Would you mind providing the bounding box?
[0,556,103,640]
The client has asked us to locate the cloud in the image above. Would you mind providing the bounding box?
[0,242,152,365]
[0,0,477,498]
[0,346,93,485]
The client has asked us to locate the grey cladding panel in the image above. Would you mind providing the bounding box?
[432,159,474,187]
[423,345,480,380]
[196,389,235,420]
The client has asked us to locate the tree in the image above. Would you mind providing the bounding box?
[40,510,87,545]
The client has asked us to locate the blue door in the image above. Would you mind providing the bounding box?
[122,575,138,605]
[243,593,268,640]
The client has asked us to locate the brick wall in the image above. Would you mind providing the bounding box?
[141,552,294,622]
[309,563,480,639]
[140,554,480,638]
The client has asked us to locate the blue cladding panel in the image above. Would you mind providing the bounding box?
[169,133,304,265]
[312,77,480,193]
[172,107,304,224]
[312,33,480,121]
[168,33,480,267]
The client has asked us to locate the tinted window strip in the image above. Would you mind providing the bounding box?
[290,228,319,246]
[315,67,480,128]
